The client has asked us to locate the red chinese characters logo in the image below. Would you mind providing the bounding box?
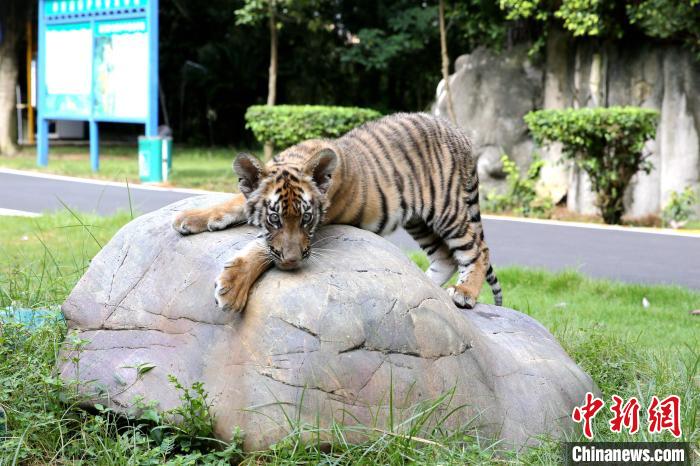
[572,392,605,439]
[609,395,641,434]
[647,395,681,438]
[572,393,682,439]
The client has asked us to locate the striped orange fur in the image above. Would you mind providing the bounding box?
[173,112,502,311]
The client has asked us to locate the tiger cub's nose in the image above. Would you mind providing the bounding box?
[278,259,301,270]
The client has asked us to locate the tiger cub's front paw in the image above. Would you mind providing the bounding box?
[172,210,210,235]
[214,259,253,312]
[447,286,477,309]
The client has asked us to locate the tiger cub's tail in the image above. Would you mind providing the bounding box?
[485,264,503,306]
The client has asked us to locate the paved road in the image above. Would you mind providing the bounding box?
[2,169,698,289]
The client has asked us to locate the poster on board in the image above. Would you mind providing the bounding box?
[44,23,92,117]
[93,19,149,120]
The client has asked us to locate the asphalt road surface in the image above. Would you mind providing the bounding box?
[1,169,698,289]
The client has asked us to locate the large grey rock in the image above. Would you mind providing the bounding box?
[58,195,596,451]
[434,45,543,192]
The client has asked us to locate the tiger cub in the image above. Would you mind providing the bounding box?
[173,112,502,312]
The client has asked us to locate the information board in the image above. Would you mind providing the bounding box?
[37,0,159,171]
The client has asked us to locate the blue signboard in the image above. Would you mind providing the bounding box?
[37,0,158,171]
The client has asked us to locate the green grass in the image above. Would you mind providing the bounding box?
[683,219,700,231]
[409,252,700,354]
[1,212,698,464]
[0,145,249,192]
[0,211,132,309]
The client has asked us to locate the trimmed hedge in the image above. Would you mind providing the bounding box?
[525,106,659,224]
[245,105,382,150]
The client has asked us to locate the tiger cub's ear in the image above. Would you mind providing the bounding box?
[305,149,338,194]
[234,153,265,198]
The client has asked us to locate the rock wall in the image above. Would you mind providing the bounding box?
[435,36,700,217]
[435,45,542,189]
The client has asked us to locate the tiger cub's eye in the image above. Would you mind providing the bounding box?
[268,213,280,224]
[302,213,312,223]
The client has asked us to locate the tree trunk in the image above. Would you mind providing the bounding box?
[267,2,277,107]
[264,0,278,160]
[0,32,19,156]
[439,0,456,124]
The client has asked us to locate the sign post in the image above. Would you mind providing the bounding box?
[37,0,159,172]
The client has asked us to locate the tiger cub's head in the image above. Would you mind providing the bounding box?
[234,149,337,270]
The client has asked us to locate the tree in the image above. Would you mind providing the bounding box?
[0,1,31,156]
[235,0,283,108]
[236,0,278,158]
[438,0,456,123]
[235,0,324,158]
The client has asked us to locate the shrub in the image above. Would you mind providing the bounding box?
[245,105,382,150]
[662,186,697,229]
[524,106,659,224]
[483,154,553,218]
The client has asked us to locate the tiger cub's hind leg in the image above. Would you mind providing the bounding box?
[404,219,457,286]
[442,229,489,309]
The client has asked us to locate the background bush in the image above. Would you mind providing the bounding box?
[483,154,553,218]
[662,186,697,229]
[245,105,381,150]
[525,107,659,224]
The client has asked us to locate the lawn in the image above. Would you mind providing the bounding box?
[1,212,698,464]
[0,145,249,193]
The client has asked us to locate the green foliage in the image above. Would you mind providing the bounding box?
[627,0,700,38]
[340,1,508,72]
[500,0,700,57]
[501,0,612,36]
[245,104,381,149]
[164,375,216,441]
[525,106,659,224]
[235,0,328,32]
[662,186,698,229]
[627,0,700,57]
[553,0,607,36]
[339,5,437,71]
[449,1,509,51]
[483,154,553,218]
[500,0,621,38]
[234,0,275,26]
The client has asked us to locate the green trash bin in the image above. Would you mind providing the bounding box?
[139,136,172,183]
